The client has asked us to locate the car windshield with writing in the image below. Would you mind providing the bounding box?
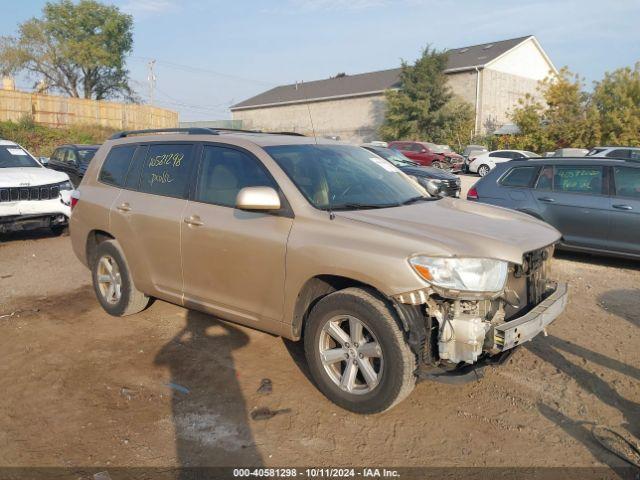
[266,144,429,211]
[0,146,40,168]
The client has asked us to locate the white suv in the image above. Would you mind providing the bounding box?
[0,139,73,234]
[586,146,640,160]
[469,149,540,176]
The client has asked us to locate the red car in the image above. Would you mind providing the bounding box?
[388,141,463,171]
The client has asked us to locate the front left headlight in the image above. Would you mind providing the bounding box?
[409,256,508,292]
[58,180,73,191]
[422,178,442,196]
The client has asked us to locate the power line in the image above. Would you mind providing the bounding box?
[130,56,277,87]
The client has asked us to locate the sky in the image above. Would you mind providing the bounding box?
[2,0,639,121]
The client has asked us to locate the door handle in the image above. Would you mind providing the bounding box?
[116,202,131,212]
[612,204,633,211]
[183,215,203,227]
[538,197,556,203]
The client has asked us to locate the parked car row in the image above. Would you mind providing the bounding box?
[468,157,640,259]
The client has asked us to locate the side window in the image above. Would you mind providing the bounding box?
[491,151,508,158]
[124,145,147,190]
[553,166,603,194]
[613,167,640,199]
[195,146,276,207]
[535,165,553,190]
[66,149,78,165]
[99,146,137,187]
[403,143,418,152]
[139,144,194,198]
[51,149,62,162]
[630,150,640,161]
[511,152,525,159]
[606,149,630,159]
[500,166,538,187]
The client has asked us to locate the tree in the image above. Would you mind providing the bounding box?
[0,0,135,101]
[592,63,640,146]
[508,67,601,152]
[379,46,474,146]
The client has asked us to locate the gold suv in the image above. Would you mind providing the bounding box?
[71,128,568,413]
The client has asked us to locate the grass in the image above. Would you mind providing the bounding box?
[0,117,117,157]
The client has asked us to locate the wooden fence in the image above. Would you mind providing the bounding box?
[0,89,178,129]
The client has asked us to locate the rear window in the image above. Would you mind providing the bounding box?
[613,166,640,198]
[139,144,194,199]
[500,166,538,187]
[99,146,136,187]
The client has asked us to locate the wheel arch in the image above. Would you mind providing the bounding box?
[86,229,115,267]
[290,275,384,341]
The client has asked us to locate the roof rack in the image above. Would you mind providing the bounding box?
[109,127,307,140]
[109,128,219,139]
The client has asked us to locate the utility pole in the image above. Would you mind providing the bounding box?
[147,59,156,106]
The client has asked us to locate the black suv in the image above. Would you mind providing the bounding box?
[48,144,100,187]
[362,145,461,197]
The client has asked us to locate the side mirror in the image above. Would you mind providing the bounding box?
[236,186,281,211]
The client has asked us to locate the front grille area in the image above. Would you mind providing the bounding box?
[0,184,60,203]
[440,179,461,195]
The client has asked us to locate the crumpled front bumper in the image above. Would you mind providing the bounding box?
[494,281,568,352]
[0,194,71,232]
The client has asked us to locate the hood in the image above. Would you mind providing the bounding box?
[400,165,458,180]
[443,152,464,160]
[336,198,560,265]
[0,167,69,188]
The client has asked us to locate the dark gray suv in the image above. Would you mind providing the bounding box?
[468,158,640,259]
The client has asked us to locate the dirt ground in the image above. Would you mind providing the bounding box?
[0,195,639,476]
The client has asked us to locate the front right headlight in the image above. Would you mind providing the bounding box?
[409,256,508,292]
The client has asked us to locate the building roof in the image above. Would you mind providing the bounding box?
[231,36,534,110]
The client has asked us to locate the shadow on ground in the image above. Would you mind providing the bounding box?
[554,250,640,272]
[0,227,65,244]
[154,310,263,475]
[527,336,640,474]
[598,289,640,328]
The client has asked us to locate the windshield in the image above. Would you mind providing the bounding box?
[365,146,418,167]
[0,146,40,168]
[77,148,97,163]
[266,144,429,210]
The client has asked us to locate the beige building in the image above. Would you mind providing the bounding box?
[231,36,557,143]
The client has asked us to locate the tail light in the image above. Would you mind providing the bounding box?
[467,187,479,200]
[71,190,80,209]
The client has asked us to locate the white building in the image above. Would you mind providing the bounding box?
[231,35,557,143]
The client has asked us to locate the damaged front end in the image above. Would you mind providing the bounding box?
[393,245,568,375]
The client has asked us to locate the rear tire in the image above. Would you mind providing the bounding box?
[304,288,416,414]
[478,164,490,177]
[91,240,151,317]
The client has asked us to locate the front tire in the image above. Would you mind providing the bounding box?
[91,240,151,317]
[304,288,416,414]
[478,164,490,177]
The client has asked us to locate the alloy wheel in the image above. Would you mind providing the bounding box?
[318,315,383,395]
[96,254,122,305]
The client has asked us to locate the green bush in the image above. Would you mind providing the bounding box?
[0,118,116,157]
